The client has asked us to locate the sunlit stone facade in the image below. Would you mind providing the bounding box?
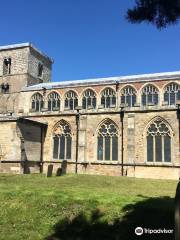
[0,43,179,179]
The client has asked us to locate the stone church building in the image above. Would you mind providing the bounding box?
[0,43,179,179]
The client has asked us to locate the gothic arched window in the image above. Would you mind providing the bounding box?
[53,120,72,160]
[101,88,116,108]
[97,120,118,161]
[31,93,43,112]
[48,92,60,111]
[147,119,171,162]
[82,89,96,110]
[64,90,78,110]
[142,85,159,106]
[164,83,180,105]
[121,86,136,107]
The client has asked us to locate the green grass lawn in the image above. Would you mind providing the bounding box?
[0,174,178,240]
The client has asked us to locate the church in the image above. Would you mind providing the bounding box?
[0,43,179,179]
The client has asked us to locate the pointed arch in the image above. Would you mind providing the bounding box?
[96,118,119,161]
[52,120,72,160]
[143,116,174,136]
[145,117,172,163]
[96,118,119,134]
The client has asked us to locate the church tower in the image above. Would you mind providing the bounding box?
[0,43,53,94]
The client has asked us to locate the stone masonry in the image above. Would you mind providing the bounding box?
[0,43,179,180]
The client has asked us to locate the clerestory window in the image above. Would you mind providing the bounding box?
[82,89,96,110]
[48,92,60,111]
[31,93,43,112]
[142,85,159,106]
[164,83,180,105]
[101,88,116,108]
[64,90,78,110]
[121,86,136,107]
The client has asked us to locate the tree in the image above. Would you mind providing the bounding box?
[126,0,180,29]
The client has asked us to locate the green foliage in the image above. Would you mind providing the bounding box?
[127,0,180,28]
[0,174,177,239]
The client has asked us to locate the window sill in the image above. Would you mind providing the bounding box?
[91,161,120,165]
[145,161,172,166]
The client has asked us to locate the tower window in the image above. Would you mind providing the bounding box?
[38,63,43,77]
[1,83,9,93]
[3,58,11,75]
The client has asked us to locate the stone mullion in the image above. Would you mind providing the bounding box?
[64,136,67,160]
[103,137,105,161]
[110,136,112,161]
[153,135,156,162]
[162,135,164,162]
[72,98,74,110]
[58,136,60,160]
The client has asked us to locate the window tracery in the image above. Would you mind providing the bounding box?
[164,83,180,105]
[53,121,72,160]
[147,119,171,162]
[101,88,116,108]
[48,92,60,111]
[82,89,96,110]
[97,120,118,161]
[64,90,78,110]
[121,86,136,107]
[31,93,43,112]
[142,85,159,106]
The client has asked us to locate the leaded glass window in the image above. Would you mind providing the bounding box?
[82,89,96,110]
[31,93,43,112]
[142,85,159,106]
[101,88,116,108]
[147,119,171,163]
[53,120,72,160]
[64,90,78,110]
[164,83,180,105]
[48,92,60,111]
[121,86,136,107]
[97,120,118,161]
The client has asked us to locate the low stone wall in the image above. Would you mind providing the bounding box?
[0,162,21,174]
[127,165,180,180]
[43,162,180,180]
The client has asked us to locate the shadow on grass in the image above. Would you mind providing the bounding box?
[46,196,174,240]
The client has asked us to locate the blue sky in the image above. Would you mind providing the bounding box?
[1,0,180,82]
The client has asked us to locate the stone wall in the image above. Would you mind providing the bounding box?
[28,47,52,83]
[16,77,180,180]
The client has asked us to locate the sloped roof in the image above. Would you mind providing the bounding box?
[22,71,180,91]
